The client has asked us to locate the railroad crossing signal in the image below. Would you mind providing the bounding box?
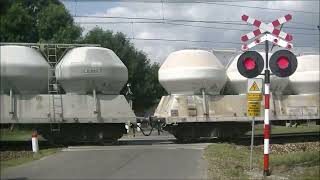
[237,51,264,78]
[241,14,293,42]
[242,34,293,51]
[237,49,298,78]
[269,50,298,77]
[238,14,297,177]
[241,14,293,51]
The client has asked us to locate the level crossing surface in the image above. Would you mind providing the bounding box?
[1,135,209,180]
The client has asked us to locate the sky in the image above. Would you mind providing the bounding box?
[61,0,319,65]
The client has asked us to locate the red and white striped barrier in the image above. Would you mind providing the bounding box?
[264,83,270,175]
[241,14,293,42]
[32,131,39,153]
[242,34,293,51]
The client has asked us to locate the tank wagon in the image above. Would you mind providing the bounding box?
[0,45,135,143]
[154,50,319,141]
[154,50,251,140]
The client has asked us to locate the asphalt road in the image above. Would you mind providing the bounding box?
[1,135,209,180]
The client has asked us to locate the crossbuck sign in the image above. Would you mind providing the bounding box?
[241,14,293,51]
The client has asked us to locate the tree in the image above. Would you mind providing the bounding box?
[0,2,37,42]
[83,28,166,112]
[0,0,81,43]
[37,3,81,43]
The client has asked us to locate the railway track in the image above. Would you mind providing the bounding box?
[1,132,319,151]
[235,132,320,145]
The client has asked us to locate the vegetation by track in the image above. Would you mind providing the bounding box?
[0,148,61,170]
[205,141,320,179]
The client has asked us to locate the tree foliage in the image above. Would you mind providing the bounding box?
[0,0,81,43]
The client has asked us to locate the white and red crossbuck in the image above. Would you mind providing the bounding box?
[241,14,293,50]
[241,14,293,42]
[242,34,293,51]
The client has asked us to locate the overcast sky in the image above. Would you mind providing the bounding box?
[62,0,319,64]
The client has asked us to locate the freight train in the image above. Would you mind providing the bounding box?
[1,44,319,143]
[153,49,319,141]
[0,45,135,143]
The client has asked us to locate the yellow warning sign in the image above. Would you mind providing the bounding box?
[247,78,263,93]
[247,78,262,117]
[249,81,260,91]
[247,93,263,101]
[247,101,261,117]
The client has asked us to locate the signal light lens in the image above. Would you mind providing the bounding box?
[237,51,264,78]
[244,58,256,70]
[277,56,289,69]
[269,50,297,77]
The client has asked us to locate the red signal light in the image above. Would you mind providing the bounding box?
[237,51,264,78]
[269,50,297,77]
[277,56,289,69]
[244,58,256,70]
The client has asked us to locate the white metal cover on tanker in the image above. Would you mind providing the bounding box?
[289,55,319,94]
[159,49,227,95]
[56,47,128,94]
[0,45,49,94]
[225,52,290,95]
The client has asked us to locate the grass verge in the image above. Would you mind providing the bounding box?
[0,148,60,170]
[246,124,320,135]
[0,128,46,141]
[205,142,320,179]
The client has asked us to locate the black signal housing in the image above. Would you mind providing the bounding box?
[269,50,297,77]
[237,51,264,78]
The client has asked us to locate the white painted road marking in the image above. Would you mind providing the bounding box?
[63,143,211,152]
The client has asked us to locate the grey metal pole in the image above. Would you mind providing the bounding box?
[249,117,255,170]
[93,89,98,114]
[201,88,208,117]
[9,89,14,117]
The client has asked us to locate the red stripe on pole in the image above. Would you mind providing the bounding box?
[272,20,280,27]
[32,132,38,138]
[264,124,270,139]
[253,20,261,27]
[272,29,280,36]
[264,154,269,170]
[265,94,270,109]
[241,35,249,42]
[242,15,249,21]
[253,29,261,36]
[285,14,292,21]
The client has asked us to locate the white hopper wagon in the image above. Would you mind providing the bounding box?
[0,45,135,143]
[154,50,251,141]
[154,50,320,141]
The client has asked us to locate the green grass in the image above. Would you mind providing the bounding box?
[270,151,319,167]
[0,148,60,170]
[205,143,320,179]
[205,143,251,179]
[0,128,46,141]
[246,124,320,135]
